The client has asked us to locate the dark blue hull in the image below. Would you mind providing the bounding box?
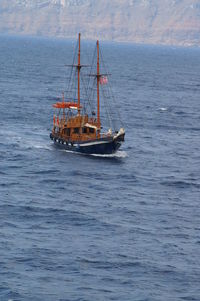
[50,133,123,155]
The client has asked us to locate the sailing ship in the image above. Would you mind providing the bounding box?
[50,33,125,155]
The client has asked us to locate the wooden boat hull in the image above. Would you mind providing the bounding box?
[50,133,124,155]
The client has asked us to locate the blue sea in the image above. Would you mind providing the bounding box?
[0,35,200,301]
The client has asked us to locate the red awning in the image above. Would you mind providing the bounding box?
[52,102,82,109]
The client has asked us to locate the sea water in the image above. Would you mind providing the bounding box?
[0,35,200,301]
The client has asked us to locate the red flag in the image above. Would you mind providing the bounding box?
[100,76,108,85]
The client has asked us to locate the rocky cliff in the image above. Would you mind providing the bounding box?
[0,0,200,46]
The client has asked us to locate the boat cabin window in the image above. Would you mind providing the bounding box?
[74,127,80,134]
[82,127,87,134]
[64,128,71,136]
[89,128,95,134]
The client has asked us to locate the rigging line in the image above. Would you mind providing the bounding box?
[100,50,124,127]
[80,67,91,113]
[101,84,116,130]
[63,42,76,93]
[68,63,78,99]
[99,46,124,127]
[80,72,92,114]
[80,72,87,114]
[84,44,100,116]
[85,41,93,71]
[70,65,78,96]
[102,82,119,130]
[101,86,113,130]
[86,45,97,100]
[84,77,96,114]
[66,68,78,106]
[109,83,124,128]
[89,78,97,114]
[66,39,79,96]
[72,68,78,103]
[85,81,95,112]
[66,69,75,100]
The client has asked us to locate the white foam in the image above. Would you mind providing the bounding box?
[158,107,168,111]
[0,127,51,151]
[90,150,128,158]
[32,144,52,151]
[64,149,76,154]
[64,149,128,158]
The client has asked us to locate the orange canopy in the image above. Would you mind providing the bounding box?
[52,102,82,109]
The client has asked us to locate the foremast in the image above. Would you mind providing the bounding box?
[78,33,81,116]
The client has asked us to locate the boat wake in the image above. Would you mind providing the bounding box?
[90,150,128,158]
[63,149,128,158]
[27,141,52,151]
[0,128,52,151]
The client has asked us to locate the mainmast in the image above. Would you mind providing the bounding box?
[97,40,100,133]
[78,33,81,115]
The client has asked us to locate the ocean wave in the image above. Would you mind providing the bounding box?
[160,180,200,189]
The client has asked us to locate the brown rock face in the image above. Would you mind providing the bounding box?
[0,0,200,46]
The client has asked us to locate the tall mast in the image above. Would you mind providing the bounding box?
[62,91,65,121]
[97,40,100,132]
[78,33,81,115]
